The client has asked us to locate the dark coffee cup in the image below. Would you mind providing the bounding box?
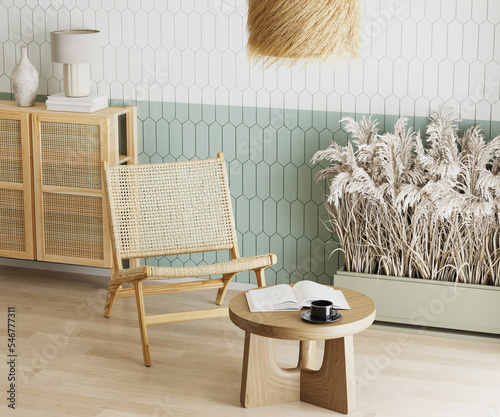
[310,300,336,321]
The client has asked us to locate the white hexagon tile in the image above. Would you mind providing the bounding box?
[0,0,499,283]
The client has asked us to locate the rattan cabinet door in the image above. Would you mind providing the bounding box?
[32,114,111,267]
[0,112,35,259]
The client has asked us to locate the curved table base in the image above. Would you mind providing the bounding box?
[301,336,356,414]
[240,332,356,414]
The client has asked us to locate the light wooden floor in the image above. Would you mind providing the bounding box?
[1,266,499,417]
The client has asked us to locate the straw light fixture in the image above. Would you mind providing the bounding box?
[247,0,360,66]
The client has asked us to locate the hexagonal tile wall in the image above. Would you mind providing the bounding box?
[0,0,499,284]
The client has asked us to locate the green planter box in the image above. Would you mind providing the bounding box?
[334,269,500,335]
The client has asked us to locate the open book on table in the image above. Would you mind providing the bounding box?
[245,280,350,312]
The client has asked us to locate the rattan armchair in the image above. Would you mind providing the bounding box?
[103,153,276,366]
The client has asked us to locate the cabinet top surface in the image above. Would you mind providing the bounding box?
[0,100,133,117]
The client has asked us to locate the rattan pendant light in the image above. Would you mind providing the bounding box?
[247,0,360,66]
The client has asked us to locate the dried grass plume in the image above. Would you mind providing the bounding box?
[247,0,360,66]
[313,112,500,286]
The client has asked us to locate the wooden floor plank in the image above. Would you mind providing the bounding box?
[1,265,499,416]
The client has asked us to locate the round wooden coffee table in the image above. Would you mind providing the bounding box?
[228,286,376,414]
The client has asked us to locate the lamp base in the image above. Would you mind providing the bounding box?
[63,63,90,97]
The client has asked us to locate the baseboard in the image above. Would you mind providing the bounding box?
[370,321,500,344]
[0,257,110,276]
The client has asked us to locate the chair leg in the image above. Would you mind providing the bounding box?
[133,281,152,367]
[104,282,122,318]
[254,268,266,287]
[215,273,237,306]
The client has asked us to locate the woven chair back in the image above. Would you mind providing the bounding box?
[104,157,237,260]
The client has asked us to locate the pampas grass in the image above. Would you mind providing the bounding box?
[247,0,360,66]
[313,112,500,286]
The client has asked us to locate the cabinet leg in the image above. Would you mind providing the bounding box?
[240,332,300,408]
[300,336,356,414]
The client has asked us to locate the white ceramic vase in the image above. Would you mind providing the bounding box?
[11,46,39,107]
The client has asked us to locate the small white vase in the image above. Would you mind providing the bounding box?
[11,46,39,107]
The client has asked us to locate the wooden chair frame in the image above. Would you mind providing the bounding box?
[103,153,276,366]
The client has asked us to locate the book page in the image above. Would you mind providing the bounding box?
[246,284,300,312]
[293,280,350,309]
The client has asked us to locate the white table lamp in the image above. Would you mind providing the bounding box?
[50,30,101,97]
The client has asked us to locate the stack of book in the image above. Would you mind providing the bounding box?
[46,93,109,113]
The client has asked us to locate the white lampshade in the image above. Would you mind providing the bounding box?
[50,30,101,64]
[50,30,101,97]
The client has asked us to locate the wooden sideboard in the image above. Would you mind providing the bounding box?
[0,100,137,268]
